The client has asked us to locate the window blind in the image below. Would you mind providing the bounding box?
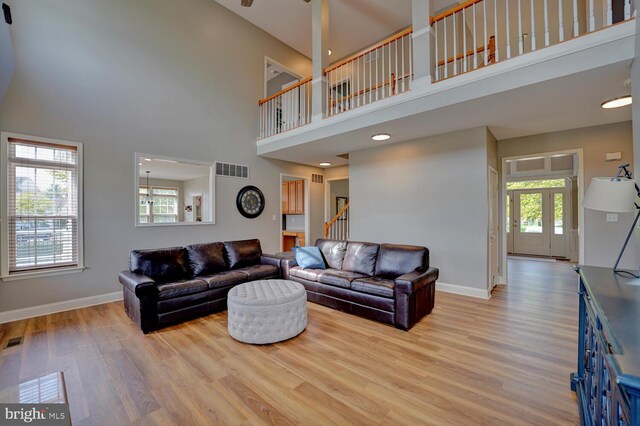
[7,138,79,273]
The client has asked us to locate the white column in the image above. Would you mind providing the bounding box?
[311,0,329,121]
[411,0,434,88]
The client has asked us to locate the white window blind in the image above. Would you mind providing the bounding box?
[7,138,80,273]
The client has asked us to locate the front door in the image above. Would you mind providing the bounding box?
[512,188,568,257]
[513,189,550,256]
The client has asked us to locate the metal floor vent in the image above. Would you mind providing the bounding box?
[5,336,23,349]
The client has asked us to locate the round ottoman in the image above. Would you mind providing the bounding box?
[227,279,307,344]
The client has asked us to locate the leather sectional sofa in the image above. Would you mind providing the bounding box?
[118,239,280,333]
[282,239,439,330]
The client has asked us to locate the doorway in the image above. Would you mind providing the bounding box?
[280,174,309,252]
[509,183,570,257]
[265,58,301,98]
[500,150,584,286]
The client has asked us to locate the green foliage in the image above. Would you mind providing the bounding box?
[509,180,565,230]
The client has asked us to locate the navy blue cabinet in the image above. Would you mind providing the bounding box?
[572,266,640,426]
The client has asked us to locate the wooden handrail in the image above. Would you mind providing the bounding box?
[324,202,349,237]
[437,36,495,67]
[258,76,312,106]
[324,27,413,74]
[431,0,485,25]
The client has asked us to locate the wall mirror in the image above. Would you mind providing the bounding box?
[135,153,215,226]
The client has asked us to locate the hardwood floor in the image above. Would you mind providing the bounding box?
[0,259,580,425]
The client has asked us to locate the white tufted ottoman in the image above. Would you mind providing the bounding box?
[227,279,307,344]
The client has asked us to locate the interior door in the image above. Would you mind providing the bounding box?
[488,168,499,288]
[513,189,550,256]
[506,191,514,254]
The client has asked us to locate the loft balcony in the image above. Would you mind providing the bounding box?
[256,0,635,166]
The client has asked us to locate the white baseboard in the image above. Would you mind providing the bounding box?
[436,282,491,299]
[0,291,123,324]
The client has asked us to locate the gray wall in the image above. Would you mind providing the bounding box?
[0,0,320,312]
[498,121,635,269]
[350,126,491,291]
[0,12,14,105]
[330,179,349,216]
[266,73,299,97]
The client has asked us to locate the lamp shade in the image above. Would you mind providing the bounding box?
[583,178,637,213]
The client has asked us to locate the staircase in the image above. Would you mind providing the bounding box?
[324,202,350,240]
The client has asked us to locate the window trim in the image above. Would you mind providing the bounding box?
[139,185,180,224]
[1,132,84,281]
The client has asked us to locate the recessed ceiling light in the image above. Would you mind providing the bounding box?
[328,49,332,56]
[319,162,332,167]
[144,158,152,161]
[138,162,143,166]
[601,95,632,109]
[372,133,391,141]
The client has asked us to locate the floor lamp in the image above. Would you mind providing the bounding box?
[583,164,640,277]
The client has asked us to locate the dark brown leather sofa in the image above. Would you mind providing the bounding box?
[118,239,280,333]
[282,239,439,330]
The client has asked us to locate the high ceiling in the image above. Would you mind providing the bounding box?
[214,0,456,60]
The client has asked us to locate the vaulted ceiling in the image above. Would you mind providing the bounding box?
[214,0,458,61]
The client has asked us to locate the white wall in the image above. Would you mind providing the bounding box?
[498,121,635,269]
[350,126,491,294]
[0,12,14,105]
[0,0,322,312]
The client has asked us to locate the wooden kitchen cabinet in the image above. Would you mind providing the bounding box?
[282,182,289,213]
[295,180,304,214]
[281,180,305,214]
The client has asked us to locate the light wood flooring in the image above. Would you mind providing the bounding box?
[0,259,580,425]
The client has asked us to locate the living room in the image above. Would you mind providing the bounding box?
[0,0,639,424]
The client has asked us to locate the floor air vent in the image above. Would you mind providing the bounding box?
[216,162,249,179]
[312,174,324,184]
[5,336,23,349]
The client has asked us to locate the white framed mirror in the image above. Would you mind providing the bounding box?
[135,153,215,226]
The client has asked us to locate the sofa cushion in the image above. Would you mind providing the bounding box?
[293,246,326,270]
[236,264,279,280]
[315,239,348,270]
[289,266,324,282]
[342,242,379,277]
[375,244,428,279]
[186,242,227,276]
[157,278,208,300]
[318,269,367,289]
[352,277,395,299]
[224,239,262,269]
[201,270,248,289]
[130,247,190,283]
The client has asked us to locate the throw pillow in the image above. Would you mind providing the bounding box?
[293,246,326,270]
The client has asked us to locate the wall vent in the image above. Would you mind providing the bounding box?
[312,174,324,184]
[216,162,249,179]
[5,336,22,349]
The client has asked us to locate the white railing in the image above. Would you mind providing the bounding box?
[259,77,312,139]
[324,202,349,240]
[432,0,635,82]
[323,28,413,117]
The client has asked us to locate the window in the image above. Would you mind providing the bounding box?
[139,186,179,223]
[2,133,83,278]
[506,179,566,190]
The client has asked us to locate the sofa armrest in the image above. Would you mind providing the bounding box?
[280,256,298,279]
[260,254,281,268]
[119,271,158,299]
[394,267,439,295]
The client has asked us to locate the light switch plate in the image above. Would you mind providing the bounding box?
[606,213,619,222]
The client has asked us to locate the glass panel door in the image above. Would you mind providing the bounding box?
[513,189,551,256]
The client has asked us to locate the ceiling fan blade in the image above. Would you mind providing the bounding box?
[241,0,254,6]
